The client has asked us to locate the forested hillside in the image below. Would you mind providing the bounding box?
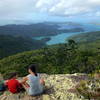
[0,39,99,79]
[0,30,100,78]
[69,31,100,51]
[0,35,46,59]
[69,31,100,43]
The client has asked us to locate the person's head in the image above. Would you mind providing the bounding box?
[8,72,18,79]
[28,64,37,76]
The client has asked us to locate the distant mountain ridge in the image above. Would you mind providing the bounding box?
[0,23,84,37]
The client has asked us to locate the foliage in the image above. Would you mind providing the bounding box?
[0,35,46,59]
[0,39,100,79]
[69,31,100,43]
[76,76,100,100]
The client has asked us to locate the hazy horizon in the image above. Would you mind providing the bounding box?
[0,0,100,25]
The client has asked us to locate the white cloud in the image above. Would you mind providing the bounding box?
[0,0,37,19]
[35,0,100,16]
[0,0,100,23]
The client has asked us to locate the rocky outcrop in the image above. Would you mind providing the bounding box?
[0,74,89,100]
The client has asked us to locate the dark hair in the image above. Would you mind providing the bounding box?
[28,64,38,76]
[8,72,17,79]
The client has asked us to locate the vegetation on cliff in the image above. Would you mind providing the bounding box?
[0,39,99,79]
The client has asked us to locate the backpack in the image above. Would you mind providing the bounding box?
[0,80,6,91]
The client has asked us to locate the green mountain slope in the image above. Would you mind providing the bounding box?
[0,40,99,79]
[69,31,100,51]
[0,35,46,59]
[69,31,100,43]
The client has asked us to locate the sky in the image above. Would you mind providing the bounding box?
[0,0,100,25]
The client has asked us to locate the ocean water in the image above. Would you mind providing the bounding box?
[46,32,81,45]
[34,23,100,45]
[34,32,83,45]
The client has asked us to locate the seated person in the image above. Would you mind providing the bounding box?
[22,64,45,96]
[6,72,23,94]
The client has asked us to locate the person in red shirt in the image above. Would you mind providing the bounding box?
[6,72,23,94]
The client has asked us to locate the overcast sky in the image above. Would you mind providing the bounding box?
[0,0,100,25]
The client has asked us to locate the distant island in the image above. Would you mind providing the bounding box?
[0,22,84,37]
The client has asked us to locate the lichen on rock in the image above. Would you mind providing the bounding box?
[0,74,92,100]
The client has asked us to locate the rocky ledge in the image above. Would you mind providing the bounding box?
[0,74,96,100]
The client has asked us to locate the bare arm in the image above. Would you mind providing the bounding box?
[40,78,45,85]
[21,77,28,84]
[21,77,30,89]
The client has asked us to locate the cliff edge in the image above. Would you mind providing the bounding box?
[0,74,99,100]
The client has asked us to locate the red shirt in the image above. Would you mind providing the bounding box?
[6,79,21,93]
